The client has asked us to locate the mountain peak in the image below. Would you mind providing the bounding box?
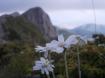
[22,7,57,40]
[30,7,43,11]
[10,12,20,17]
[24,7,45,15]
[0,7,57,42]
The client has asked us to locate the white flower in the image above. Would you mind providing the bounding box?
[46,40,64,53]
[76,35,88,45]
[35,35,79,54]
[35,40,64,57]
[77,35,94,45]
[47,34,78,53]
[63,35,79,48]
[35,46,48,58]
[35,46,47,52]
[58,34,79,48]
[54,35,78,48]
[33,57,54,75]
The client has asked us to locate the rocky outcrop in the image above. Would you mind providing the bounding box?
[10,12,20,17]
[22,7,57,40]
[0,7,57,43]
[0,15,8,40]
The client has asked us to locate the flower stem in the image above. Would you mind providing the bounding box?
[48,52,56,78]
[64,48,69,78]
[77,47,81,78]
[52,71,56,78]
[47,74,50,78]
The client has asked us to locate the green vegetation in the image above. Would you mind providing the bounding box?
[38,34,105,78]
[68,44,105,78]
[0,15,46,78]
[0,42,38,78]
[2,16,46,43]
[0,18,105,78]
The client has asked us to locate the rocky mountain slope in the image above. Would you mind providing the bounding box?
[0,7,57,43]
[22,7,57,40]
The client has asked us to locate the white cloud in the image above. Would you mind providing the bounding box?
[0,0,105,29]
[0,0,105,13]
[48,10,105,29]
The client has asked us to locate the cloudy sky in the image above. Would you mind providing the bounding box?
[0,0,105,29]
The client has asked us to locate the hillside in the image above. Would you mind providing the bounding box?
[1,15,45,43]
[56,27,72,38]
[22,7,57,40]
[70,24,105,37]
[0,7,57,43]
[0,7,57,78]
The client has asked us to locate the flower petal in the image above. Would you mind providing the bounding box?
[44,68,49,75]
[40,57,46,63]
[47,65,53,72]
[58,35,64,43]
[52,47,64,53]
[44,51,48,58]
[35,61,42,64]
[65,35,78,48]
[46,40,58,47]
[41,68,45,74]
[33,66,41,70]
[35,46,46,52]
[46,40,59,52]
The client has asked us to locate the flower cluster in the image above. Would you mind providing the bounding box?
[33,57,54,75]
[33,34,88,76]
